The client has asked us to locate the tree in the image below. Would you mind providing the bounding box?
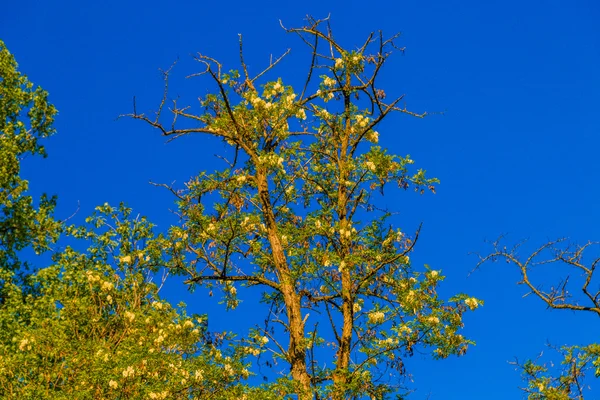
[129,17,482,399]
[479,238,600,399]
[0,39,60,277]
[0,41,267,399]
[0,204,267,399]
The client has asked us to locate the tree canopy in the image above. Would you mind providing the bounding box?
[1,15,597,400]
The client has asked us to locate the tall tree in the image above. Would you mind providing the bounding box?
[130,17,481,399]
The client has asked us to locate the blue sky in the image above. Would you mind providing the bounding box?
[2,0,599,398]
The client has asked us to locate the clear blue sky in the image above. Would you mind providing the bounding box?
[2,0,599,398]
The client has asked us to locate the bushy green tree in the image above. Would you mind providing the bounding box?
[0,39,60,276]
[130,17,482,399]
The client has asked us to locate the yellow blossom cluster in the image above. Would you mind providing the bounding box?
[464,298,480,310]
[316,89,335,102]
[355,115,370,129]
[194,369,204,381]
[284,93,297,104]
[264,80,285,98]
[315,108,331,120]
[120,255,132,264]
[122,365,135,378]
[295,108,307,120]
[378,337,397,347]
[365,130,379,143]
[18,337,32,351]
[338,223,356,239]
[224,363,235,376]
[86,270,100,283]
[148,391,170,399]
[225,284,237,296]
[398,325,412,335]
[257,152,285,170]
[244,346,261,356]
[368,311,385,324]
[124,311,136,322]
[322,76,336,87]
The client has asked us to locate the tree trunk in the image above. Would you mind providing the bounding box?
[255,167,312,399]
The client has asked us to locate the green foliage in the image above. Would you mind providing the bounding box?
[517,344,600,399]
[0,40,60,274]
[0,204,261,399]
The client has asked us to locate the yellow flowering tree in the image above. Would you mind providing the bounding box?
[0,203,271,399]
[130,17,482,399]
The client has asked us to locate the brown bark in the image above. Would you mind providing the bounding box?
[332,86,354,398]
[255,166,312,399]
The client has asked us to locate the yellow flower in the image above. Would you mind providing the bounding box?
[368,311,385,324]
[464,298,480,310]
[86,271,99,282]
[236,175,247,183]
[366,130,379,143]
[122,365,135,378]
[194,370,204,381]
[18,338,30,351]
[296,109,306,120]
[119,255,132,264]
[224,364,235,376]
[124,311,135,322]
[109,380,118,389]
[398,325,412,335]
[323,76,336,87]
